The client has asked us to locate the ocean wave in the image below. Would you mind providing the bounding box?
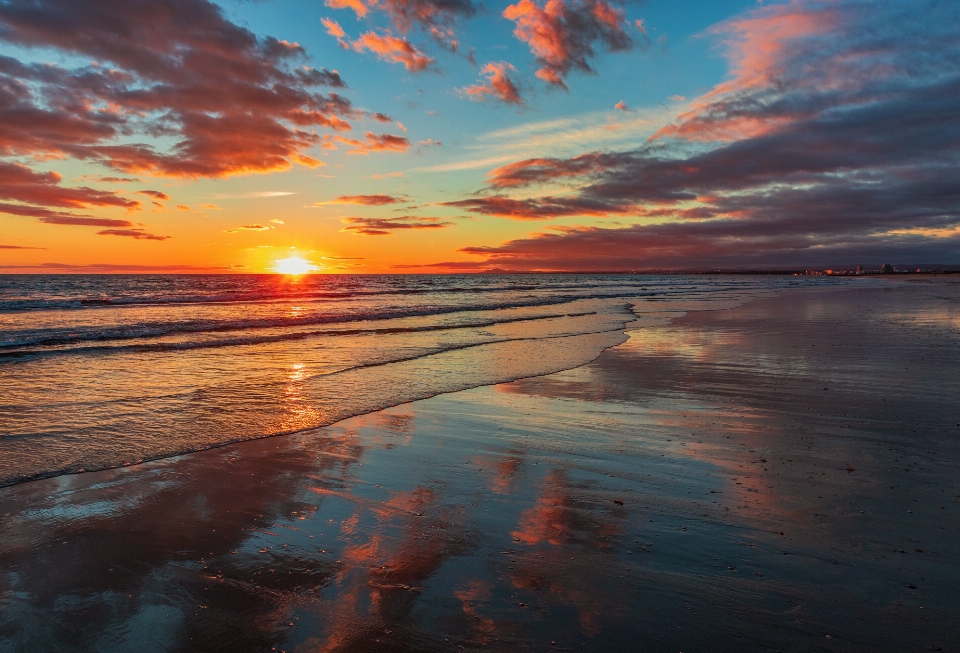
[0,290,654,351]
[0,275,656,313]
[0,311,601,360]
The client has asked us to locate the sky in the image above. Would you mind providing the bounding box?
[1,0,958,273]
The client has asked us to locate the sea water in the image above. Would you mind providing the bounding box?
[0,274,841,486]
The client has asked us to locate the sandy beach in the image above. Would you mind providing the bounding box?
[2,279,958,652]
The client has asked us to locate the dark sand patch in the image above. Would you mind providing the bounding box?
[1,280,958,652]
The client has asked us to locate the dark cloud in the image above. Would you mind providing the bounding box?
[39,216,137,227]
[341,215,454,235]
[137,190,170,201]
[0,244,45,249]
[331,194,404,205]
[390,260,491,269]
[333,132,412,154]
[458,0,960,268]
[95,228,171,240]
[443,195,630,220]
[0,162,138,209]
[0,0,369,178]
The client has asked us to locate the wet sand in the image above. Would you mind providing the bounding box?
[2,280,959,652]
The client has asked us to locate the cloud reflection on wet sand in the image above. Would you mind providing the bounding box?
[2,281,959,652]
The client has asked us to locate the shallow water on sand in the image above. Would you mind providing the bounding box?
[0,274,833,486]
[1,281,957,652]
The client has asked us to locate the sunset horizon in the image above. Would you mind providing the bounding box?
[3,0,958,274]
[2,1,959,651]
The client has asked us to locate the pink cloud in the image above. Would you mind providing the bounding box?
[350,31,435,71]
[460,62,523,105]
[502,0,633,90]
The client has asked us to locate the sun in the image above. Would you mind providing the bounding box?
[273,257,320,275]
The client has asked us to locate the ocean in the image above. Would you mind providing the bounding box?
[0,274,842,487]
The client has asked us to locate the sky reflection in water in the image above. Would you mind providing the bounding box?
[1,283,959,652]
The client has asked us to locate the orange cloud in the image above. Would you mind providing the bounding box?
[325,0,368,18]
[0,0,371,180]
[502,0,633,90]
[335,132,412,155]
[350,31,434,71]
[0,162,138,210]
[321,17,349,47]
[460,62,523,105]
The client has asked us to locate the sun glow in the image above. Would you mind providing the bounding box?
[273,257,320,275]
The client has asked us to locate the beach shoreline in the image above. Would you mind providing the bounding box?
[2,279,958,652]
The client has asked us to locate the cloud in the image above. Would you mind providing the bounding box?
[414,107,670,173]
[322,17,349,46]
[335,132,412,154]
[79,175,141,183]
[0,244,45,250]
[0,162,138,210]
[224,224,270,232]
[329,194,405,205]
[390,260,490,269]
[377,0,478,46]
[349,31,435,71]
[502,0,634,90]
[96,228,171,240]
[0,262,233,272]
[460,62,523,105]
[325,0,368,18]
[324,0,477,49]
[340,215,454,235]
[614,100,629,111]
[0,0,374,180]
[454,0,960,268]
[38,216,138,227]
[137,190,170,201]
[443,195,630,220]
[485,152,623,188]
[369,171,405,179]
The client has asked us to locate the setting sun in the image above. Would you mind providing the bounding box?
[272,257,320,275]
